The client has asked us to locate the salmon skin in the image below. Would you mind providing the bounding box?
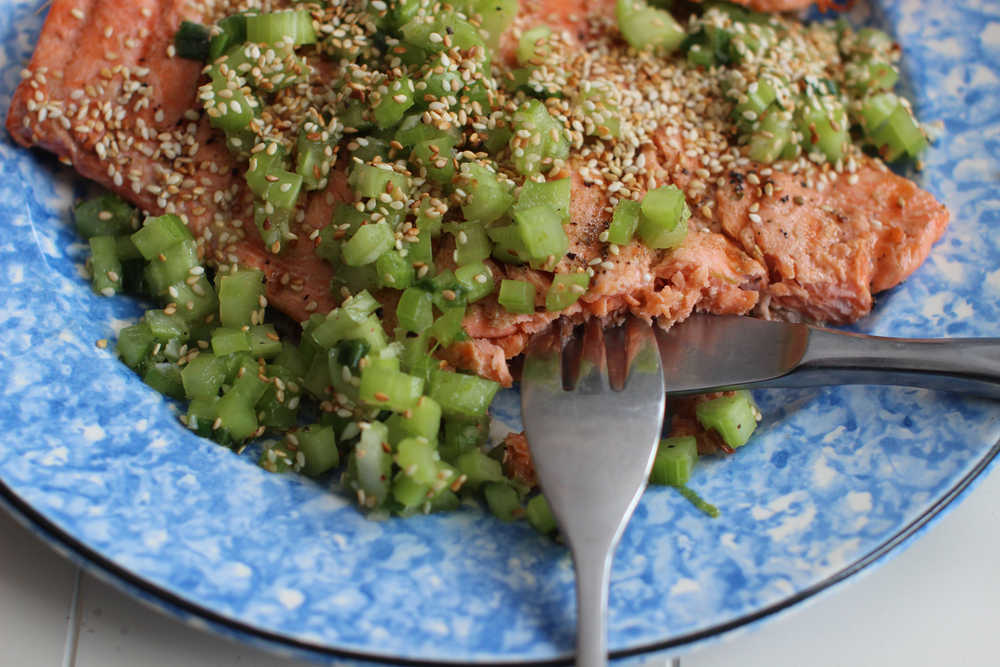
[8,0,947,388]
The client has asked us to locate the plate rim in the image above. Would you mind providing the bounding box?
[2,438,997,666]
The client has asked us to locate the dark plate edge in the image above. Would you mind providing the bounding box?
[1,434,998,667]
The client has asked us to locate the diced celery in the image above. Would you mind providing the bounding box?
[511,100,569,175]
[517,25,552,66]
[167,276,219,325]
[870,102,927,161]
[455,449,505,488]
[748,108,793,164]
[211,327,251,356]
[488,224,528,265]
[616,0,685,53]
[470,0,518,50]
[295,425,339,476]
[428,368,500,419]
[342,222,395,267]
[855,91,899,133]
[845,57,898,94]
[373,76,415,129]
[215,389,258,441]
[545,272,589,311]
[649,435,698,486]
[117,322,155,370]
[401,13,484,54]
[359,363,424,413]
[395,114,444,148]
[498,279,536,314]
[395,437,439,485]
[454,262,494,303]
[484,482,522,521]
[131,214,192,261]
[396,287,434,333]
[392,472,431,509]
[143,239,200,295]
[695,390,759,449]
[459,164,514,224]
[638,185,690,250]
[181,353,228,399]
[245,141,288,198]
[273,342,308,379]
[257,365,300,430]
[245,10,317,46]
[375,249,415,289]
[226,355,270,404]
[734,76,779,128]
[397,395,442,442]
[795,94,849,163]
[218,269,265,328]
[310,310,387,352]
[347,421,393,508]
[247,325,282,359]
[513,205,569,265]
[75,194,136,239]
[348,163,409,199]
[525,494,557,534]
[514,178,571,223]
[410,135,457,184]
[142,362,185,399]
[88,236,123,296]
[452,221,493,266]
[579,82,621,139]
[296,118,339,191]
[606,198,640,246]
[145,310,190,342]
[203,65,257,133]
[429,306,467,347]
[185,396,220,438]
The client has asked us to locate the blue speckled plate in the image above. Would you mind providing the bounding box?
[1,1,999,664]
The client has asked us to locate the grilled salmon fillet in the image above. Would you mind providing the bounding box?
[8,0,948,388]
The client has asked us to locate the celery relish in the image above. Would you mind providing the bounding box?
[78,0,930,525]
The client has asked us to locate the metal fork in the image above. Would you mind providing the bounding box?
[520,317,666,667]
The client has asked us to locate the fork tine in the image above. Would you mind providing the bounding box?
[573,319,609,394]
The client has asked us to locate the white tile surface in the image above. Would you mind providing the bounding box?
[73,572,308,667]
[1,464,998,666]
[0,508,77,667]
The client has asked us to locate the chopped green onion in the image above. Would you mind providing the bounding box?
[174,21,212,61]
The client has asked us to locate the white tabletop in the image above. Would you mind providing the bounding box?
[2,462,998,667]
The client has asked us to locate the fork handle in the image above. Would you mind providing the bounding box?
[572,540,614,667]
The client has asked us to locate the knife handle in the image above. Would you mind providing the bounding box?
[770,328,1000,399]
